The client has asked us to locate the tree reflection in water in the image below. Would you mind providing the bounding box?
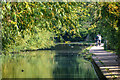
[53,44,97,79]
[1,44,97,79]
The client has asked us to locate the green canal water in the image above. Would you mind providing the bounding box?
[0,44,98,79]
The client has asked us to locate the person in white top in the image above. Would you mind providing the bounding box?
[98,34,102,46]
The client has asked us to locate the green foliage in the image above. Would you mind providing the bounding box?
[2,27,55,53]
[3,2,119,53]
[2,2,92,53]
[80,46,93,60]
[87,2,120,53]
[96,2,120,53]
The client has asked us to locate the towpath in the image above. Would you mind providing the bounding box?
[90,44,120,80]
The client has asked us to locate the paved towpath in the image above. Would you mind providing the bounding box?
[90,44,120,80]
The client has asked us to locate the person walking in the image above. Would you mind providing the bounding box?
[95,35,99,46]
[98,34,102,46]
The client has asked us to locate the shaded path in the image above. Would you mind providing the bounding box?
[90,44,120,80]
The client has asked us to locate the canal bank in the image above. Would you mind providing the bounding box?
[90,44,120,80]
[7,42,95,54]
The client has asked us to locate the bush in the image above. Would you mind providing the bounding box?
[2,27,55,53]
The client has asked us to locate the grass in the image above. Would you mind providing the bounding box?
[104,49,116,54]
[79,46,93,60]
[56,41,95,46]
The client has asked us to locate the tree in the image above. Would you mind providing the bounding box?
[1,2,92,53]
[89,2,120,53]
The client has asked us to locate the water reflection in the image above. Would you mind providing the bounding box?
[1,44,97,79]
[53,44,97,79]
[2,51,56,78]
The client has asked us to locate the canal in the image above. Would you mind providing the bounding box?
[1,44,98,79]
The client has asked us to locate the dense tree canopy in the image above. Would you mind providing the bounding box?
[89,2,120,53]
[1,2,120,53]
[100,2,120,53]
[2,2,92,53]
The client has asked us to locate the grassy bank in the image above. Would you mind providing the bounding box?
[79,46,93,60]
